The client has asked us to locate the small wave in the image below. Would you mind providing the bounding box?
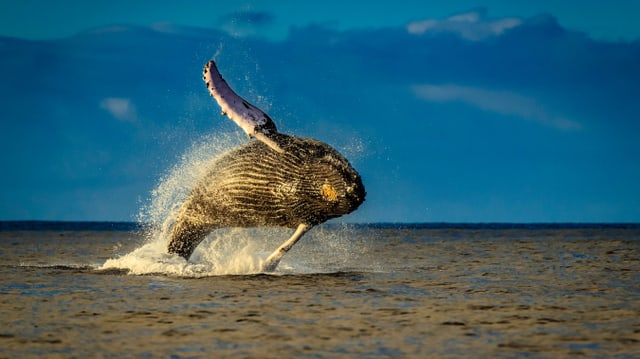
[3,263,97,272]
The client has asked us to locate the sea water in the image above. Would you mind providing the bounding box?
[0,222,639,358]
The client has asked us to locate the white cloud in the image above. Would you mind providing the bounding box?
[100,97,138,123]
[407,8,522,41]
[412,84,581,131]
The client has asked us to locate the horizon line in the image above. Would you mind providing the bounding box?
[1,220,638,231]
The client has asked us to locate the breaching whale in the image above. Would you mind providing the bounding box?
[167,60,366,272]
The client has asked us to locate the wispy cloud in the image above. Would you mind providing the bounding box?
[100,97,138,123]
[412,84,581,130]
[407,8,522,41]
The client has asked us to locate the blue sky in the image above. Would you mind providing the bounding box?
[1,1,639,222]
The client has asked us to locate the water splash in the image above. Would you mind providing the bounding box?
[101,132,269,277]
[100,132,368,276]
[137,132,244,239]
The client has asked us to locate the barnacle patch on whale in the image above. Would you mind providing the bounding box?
[321,183,339,201]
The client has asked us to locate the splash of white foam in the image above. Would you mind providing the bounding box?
[101,228,271,276]
[139,132,243,231]
[100,132,270,277]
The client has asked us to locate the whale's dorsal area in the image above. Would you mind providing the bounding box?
[203,60,284,153]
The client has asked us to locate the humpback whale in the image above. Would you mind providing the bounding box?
[167,60,366,271]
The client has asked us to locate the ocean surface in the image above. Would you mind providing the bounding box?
[0,221,639,358]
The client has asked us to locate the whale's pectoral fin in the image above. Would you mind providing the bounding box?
[262,223,311,272]
[203,60,284,153]
[167,220,213,261]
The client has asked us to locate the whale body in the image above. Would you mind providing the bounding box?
[167,60,366,271]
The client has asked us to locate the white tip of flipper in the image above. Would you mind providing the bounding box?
[262,223,311,272]
[203,60,283,153]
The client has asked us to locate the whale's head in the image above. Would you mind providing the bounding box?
[287,137,366,225]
